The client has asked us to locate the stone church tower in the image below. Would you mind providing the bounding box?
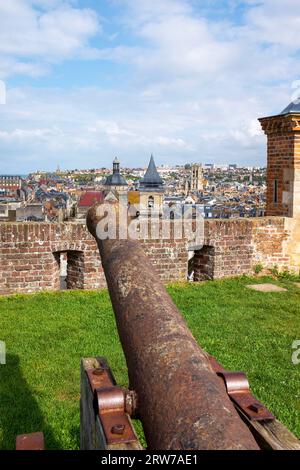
[184,163,203,195]
[259,101,300,218]
[139,155,164,217]
[191,164,203,191]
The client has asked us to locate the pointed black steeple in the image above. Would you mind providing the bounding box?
[139,155,164,191]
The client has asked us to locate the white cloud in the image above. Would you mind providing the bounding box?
[0,0,101,78]
[136,15,237,79]
[0,84,269,173]
[245,0,300,49]
[1,0,300,172]
[0,57,49,79]
[0,127,58,140]
[120,0,191,25]
[106,0,300,101]
[154,136,193,150]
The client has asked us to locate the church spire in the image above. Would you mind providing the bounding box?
[139,155,164,190]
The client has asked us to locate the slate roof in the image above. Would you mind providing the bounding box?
[104,157,128,186]
[139,155,164,191]
[280,100,300,115]
[104,173,128,186]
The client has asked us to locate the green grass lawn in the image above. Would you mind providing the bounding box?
[0,276,299,449]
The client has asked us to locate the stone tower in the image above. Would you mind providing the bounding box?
[139,155,164,216]
[103,157,128,193]
[259,101,300,217]
[190,164,203,192]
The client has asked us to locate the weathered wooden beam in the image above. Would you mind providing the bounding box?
[209,354,300,450]
[80,357,143,450]
[237,409,300,450]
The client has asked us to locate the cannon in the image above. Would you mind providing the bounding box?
[79,202,300,451]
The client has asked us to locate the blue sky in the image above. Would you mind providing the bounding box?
[0,0,300,173]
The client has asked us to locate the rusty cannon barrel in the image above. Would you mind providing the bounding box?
[87,204,259,450]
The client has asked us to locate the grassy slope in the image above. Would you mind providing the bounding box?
[0,276,299,449]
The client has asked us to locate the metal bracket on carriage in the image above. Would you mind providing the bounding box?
[85,358,138,446]
[209,355,275,422]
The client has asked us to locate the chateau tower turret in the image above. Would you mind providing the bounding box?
[259,101,300,217]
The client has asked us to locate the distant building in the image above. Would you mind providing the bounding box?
[184,164,203,194]
[127,190,141,217]
[191,164,203,191]
[139,155,165,217]
[0,200,23,221]
[0,175,22,196]
[77,191,104,219]
[16,203,44,222]
[103,158,128,193]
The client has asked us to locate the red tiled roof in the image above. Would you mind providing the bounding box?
[78,191,104,208]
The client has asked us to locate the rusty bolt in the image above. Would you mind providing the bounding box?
[93,368,104,376]
[249,402,264,413]
[111,424,125,435]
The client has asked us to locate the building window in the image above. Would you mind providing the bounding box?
[273,179,278,204]
[148,196,154,208]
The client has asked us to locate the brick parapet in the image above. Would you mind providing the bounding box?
[0,222,188,294]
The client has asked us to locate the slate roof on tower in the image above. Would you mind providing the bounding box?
[139,155,164,192]
[280,100,300,115]
[104,173,128,186]
[104,157,128,186]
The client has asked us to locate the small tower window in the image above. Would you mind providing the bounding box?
[273,179,278,204]
[148,196,154,208]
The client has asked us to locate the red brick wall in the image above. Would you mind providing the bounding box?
[0,222,188,295]
[67,251,85,290]
[0,217,295,295]
[265,133,294,216]
[251,218,291,268]
[294,133,300,217]
[194,246,215,281]
[193,217,291,280]
[196,219,254,280]
[0,223,104,295]
[259,114,300,217]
